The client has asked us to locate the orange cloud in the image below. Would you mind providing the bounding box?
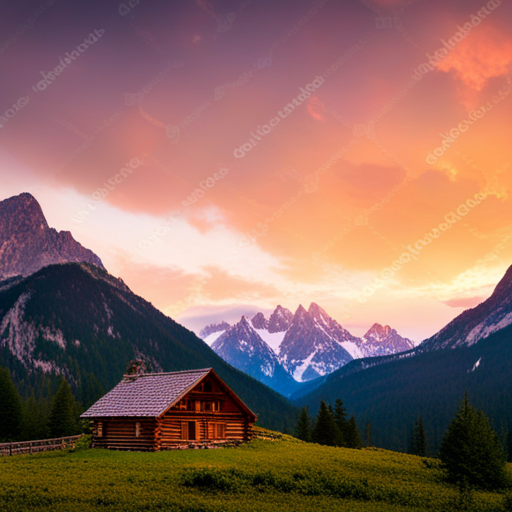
[437,24,512,107]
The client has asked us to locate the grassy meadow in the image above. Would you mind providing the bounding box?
[0,431,510,512]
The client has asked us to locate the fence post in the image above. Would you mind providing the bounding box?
[9,443,12,456]
[29,442,32,455]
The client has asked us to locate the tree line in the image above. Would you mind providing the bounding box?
[0,367,82,442]
[299,393,511,493]
[295,399,364,448]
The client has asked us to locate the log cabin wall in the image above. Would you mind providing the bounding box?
[158,385,253,448]
[92,418,157,451]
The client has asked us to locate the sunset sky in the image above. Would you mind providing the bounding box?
[1,0,511,341]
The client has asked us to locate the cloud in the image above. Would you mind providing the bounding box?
[441,296,485,309]
[437,24,512,107]
[177,303,271,335]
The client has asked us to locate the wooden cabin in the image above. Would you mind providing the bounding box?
[80,368,257,451]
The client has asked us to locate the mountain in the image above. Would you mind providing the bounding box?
[199,321,230,343]
[294,264,512,452]
[0,193,104,280]
[419,265,512,351]
[279,303,355,381]
[295,324,512,453]
[267,305,293,332]
[199,302,416,393]
[356,323,415,357]
[0,262,298,431]
[211,316,300,396]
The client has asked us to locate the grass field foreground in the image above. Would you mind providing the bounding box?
[0,433,510,512]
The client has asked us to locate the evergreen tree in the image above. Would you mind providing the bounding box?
[439,393,508,490]
[0,367,23,441]
[345,415,363,449]
[312,401,343,446]
[410,416,427,456]
[333,399,348,446]
[295,406,312,442]
[48,379,81,438]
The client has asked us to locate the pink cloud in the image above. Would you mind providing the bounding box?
[441,297,485,309]
[437,24,512,107]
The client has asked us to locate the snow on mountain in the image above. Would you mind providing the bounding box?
[254,329,287,353]
[199,303,417,393]
[211,316,298,395]
[420,264,512,351]
[279,303,355,381]
[357,323,416,356]
[199,321,230,340]
[203,330,226,346]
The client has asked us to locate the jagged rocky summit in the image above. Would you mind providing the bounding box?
[0,192,104,280]
[199,303,416,392]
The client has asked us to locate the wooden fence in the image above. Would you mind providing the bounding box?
[0,434,83,456]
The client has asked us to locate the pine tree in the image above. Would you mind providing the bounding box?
[439,393,509,490]
[48,379,81,438]
[312,401,343,446]
[295,406,312,442]
[345,415,363,449]
[0,367,23,441]
[333,399,347,446]
[410,416,427,456]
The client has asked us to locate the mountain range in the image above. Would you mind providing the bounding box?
[200,303,416,395]
[2,191,512,452]
[293,263,512,452]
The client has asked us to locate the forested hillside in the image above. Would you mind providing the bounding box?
[0,263,298,431]
[296,324,512,453]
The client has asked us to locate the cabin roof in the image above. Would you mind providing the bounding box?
[80,368,257,421]
[81,368,212,418]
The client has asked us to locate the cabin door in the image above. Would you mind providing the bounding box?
[188,421,196,440]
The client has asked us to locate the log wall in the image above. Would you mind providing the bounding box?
[92,418,157,451]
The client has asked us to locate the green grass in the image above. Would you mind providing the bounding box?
[0,432,510,512]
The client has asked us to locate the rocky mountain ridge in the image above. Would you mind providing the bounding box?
[0,193,104,280]
[200,302,416,394]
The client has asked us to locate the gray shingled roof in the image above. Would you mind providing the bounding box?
[81,368,211,418]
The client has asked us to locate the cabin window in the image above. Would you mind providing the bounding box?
[135,422,141,438]
[212,401,221,412]
[203,401,211,412]
[97,422,103,437]
[195,400,201,412]
[208,422,226,439]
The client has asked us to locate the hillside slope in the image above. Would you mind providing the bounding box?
[295,324,512,452]
[0,263,298,430]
